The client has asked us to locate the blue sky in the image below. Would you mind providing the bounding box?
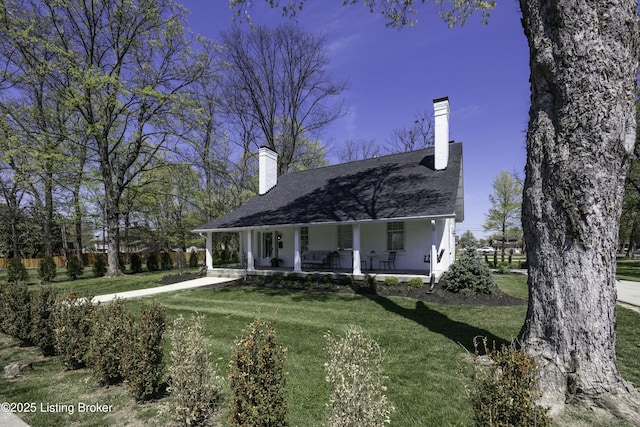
[183,1,530,239]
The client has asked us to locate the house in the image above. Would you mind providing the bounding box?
[193,97,464,281]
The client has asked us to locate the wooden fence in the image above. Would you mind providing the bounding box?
[0,251,206,269]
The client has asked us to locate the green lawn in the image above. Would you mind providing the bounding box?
[616,260,640,281]
[1,272,639,426]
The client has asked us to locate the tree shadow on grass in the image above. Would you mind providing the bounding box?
[364,294,510,353]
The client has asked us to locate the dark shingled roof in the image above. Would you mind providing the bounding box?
[195,143,463,231]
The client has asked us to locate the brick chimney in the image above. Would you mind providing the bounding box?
[433,97,450,171]
[259,146,278,195]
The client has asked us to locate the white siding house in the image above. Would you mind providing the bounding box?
[194,97,464,282]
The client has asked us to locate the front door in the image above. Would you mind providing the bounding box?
[259,231,274,266]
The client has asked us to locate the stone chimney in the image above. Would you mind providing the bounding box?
[433,97,450,171]
[259,146,278,195]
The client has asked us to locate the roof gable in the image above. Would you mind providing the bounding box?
[195,143,463,231]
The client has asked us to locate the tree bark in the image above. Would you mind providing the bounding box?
[518,0,640,419]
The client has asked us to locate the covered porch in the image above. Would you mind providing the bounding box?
[202,217,456,283]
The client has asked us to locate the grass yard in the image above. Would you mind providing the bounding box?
[1,272,639,426]
[616,260,640,281]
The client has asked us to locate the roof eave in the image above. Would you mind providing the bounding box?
[192,212,459,234]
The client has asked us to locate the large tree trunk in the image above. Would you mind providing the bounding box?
[518,0,640,420]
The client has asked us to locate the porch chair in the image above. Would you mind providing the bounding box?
[379,251,397,270]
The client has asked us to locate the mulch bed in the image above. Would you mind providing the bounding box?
[158,273,526,307]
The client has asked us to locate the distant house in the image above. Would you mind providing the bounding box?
[193,97,464,281]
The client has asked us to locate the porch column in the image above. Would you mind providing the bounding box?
[293,227,302,273]
[246,230,255,272]
[238,231,245,267]
[205,232,213,271]
[352,224,362,275]
[430,220,438,278]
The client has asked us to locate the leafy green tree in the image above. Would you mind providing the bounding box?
[458,230,477,247]
[1,0,211,276]
[483,171,522,261]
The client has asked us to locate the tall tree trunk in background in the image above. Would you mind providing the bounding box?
[518,0,640,418]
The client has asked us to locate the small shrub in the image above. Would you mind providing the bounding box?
[364,275,377,291]
[442,247,497,294]
[497,261,511,275]
[229,318,287,427]
[407,277,424,291]
[89,299,132,385]
[467,338,551,427]
[38,256,57,283]
[93,255,107,278]
[519,260,528,269]
[30,286,59,356]
[53,293,95,370]
[0,281,32,345]
[161,251,173,270]
[189,250,199,268]
[7,258,28,283]
[166,314,224,426]
[340,275,355,287]
[284,272,300,282]
[320,274,334,284]
[66,256,84,280]
[383,276,400,287]
[119,254,127,273]
[130,253,142,273]
[123,302,166,401]
[324,326,394,427]
[146,252,159,272]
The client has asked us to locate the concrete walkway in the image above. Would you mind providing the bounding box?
[91,276,237,303]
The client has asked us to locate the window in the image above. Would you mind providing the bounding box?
[387,222,404,251]
[301,227,309,253]
[337,225,353,250]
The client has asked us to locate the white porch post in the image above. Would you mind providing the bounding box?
[293,227,302,273]
[205,232,213,271]
[238,231,245,267]
[246,230,255,272]
[352,224,362,275]
[430,220,437,278]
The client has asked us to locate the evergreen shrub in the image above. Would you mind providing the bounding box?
[340,275,355,287]
[146,252,159,272]
[229,318,287,427]
[38,256,57,283]
[123,302,166,401]
[89,299,132,385]
[130,253,142,273]
[189,250,199,268]
[66,256,84,280]
[0,281,32,345]
[442,247,497,295]
[7,258,28,283]
[30,286,59,356]
[53,293,95,369]
[383,276,400,287]
[166,314,224,426]
[161,251,173,270]
[468,338,550,427]
[93,255,107,277]
[407,277,424,291]
[324,326,394,427]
